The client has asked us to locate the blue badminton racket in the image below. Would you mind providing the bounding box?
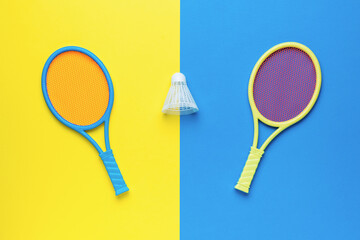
[42,46,128,195]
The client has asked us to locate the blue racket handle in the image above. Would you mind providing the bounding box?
[99,150,129,195]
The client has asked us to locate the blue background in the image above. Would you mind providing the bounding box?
[180,1,360,239]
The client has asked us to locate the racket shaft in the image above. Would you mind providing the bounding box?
[100,150,129,195]
[235,147,264,193]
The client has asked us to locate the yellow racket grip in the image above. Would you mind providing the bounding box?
[235,147,264,193]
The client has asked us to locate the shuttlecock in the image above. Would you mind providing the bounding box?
[162,72,199,115]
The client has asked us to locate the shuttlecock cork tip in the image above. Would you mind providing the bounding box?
[171,72,186,84]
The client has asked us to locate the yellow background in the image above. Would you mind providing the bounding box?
[0,0,179,239]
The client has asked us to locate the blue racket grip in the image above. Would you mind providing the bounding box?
[99,150,129,195]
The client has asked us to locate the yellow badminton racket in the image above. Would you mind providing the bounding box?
[235,42,321,193]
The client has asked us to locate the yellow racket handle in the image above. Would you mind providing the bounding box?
[235,147,264,193]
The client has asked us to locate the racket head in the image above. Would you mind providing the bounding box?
[248,42,321,128]
[42,46,114,131]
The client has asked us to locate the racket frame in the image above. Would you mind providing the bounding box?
[248,42,321,151]
[41,46,114,153]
